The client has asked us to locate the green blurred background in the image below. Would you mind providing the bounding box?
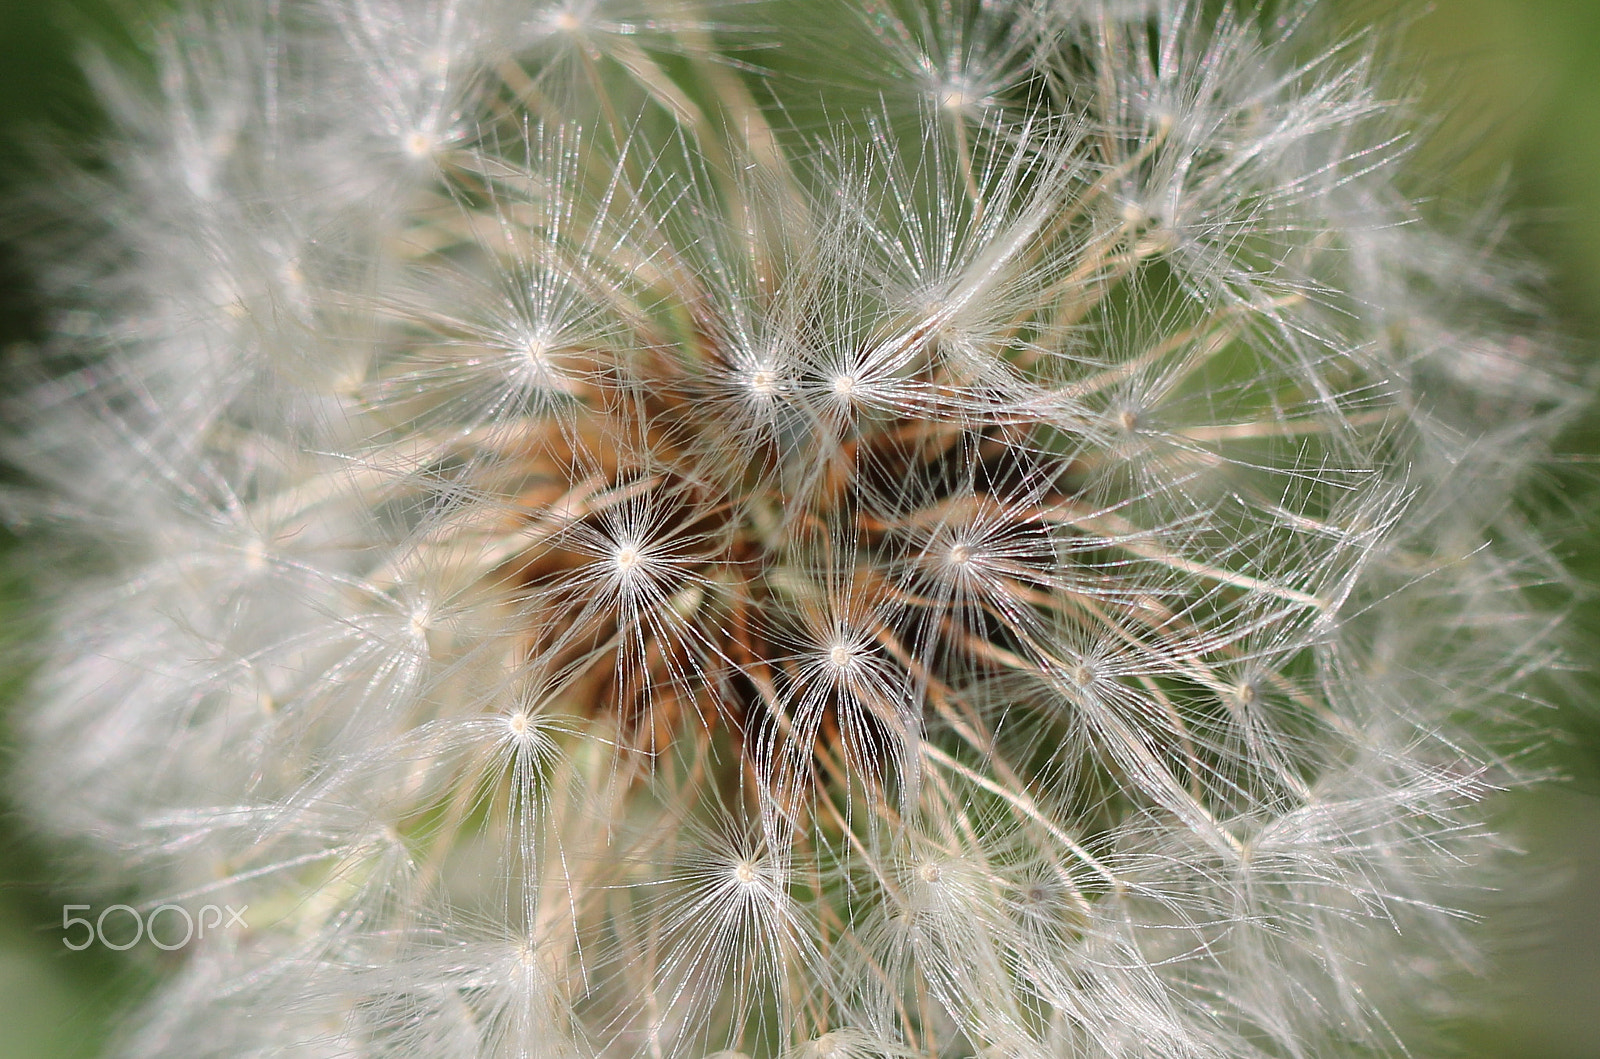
[4,1,1600,1055]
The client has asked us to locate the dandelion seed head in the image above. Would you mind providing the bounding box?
[5,1,1579,1056]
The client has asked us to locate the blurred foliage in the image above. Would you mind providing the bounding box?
[3,1,1599,1056]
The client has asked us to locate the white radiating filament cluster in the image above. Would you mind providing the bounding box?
[4,1,1581,1057]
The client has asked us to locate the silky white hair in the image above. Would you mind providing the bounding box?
[3,1,1581,1056]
